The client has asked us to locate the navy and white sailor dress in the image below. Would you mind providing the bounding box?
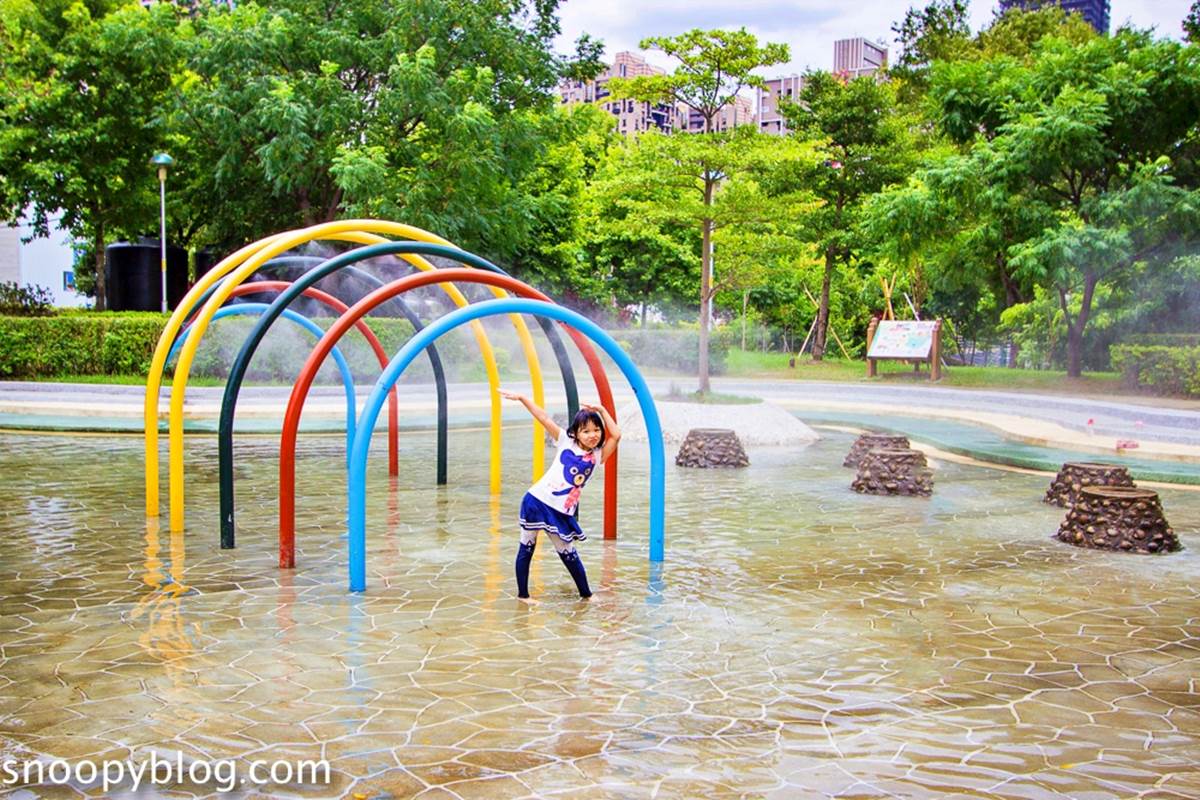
[519,428,599,542]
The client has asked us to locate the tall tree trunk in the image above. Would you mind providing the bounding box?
[640,300,647,328]
[741,289,748,350]
[998,255,1025,368]
[93,221,107,312]
[697,177,715,394]
[812,246,834,361]
[1061,271,1098,379]
[698,218,713,393]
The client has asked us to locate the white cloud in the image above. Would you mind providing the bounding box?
[555,0,1191,78]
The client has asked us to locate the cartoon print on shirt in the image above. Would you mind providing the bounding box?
[551,449,596,513]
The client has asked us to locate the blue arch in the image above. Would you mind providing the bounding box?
[169,303,357,458]
[346,298,665,592]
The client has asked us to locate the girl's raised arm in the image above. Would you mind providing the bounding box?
[499,390,561,441]
[582,402,621,465]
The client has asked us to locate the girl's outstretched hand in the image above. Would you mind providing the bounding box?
[499,390,524,402]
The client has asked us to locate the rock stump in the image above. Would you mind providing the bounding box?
[675,428,749,468]
[851,448,933,496]
[844,433,911,468]
[1055,486,1179,553]
[1044,461,1135,507]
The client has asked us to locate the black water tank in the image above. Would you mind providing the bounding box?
[105,240,188,311]
[194,247,223,281]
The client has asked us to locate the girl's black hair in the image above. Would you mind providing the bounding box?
[566,408,605,449]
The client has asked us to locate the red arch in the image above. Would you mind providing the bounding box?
[188,280,401,475]
[279,268,618,568]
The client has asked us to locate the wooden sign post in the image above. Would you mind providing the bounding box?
[866,319,943,381]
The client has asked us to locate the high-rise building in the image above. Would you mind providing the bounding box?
[559,51,755,136]
[833,38,888,79]
[758,38,889,136]
[756,76,805,136]
[997,0,1110,34]
[558,51,679,135]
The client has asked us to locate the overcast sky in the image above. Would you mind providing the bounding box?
[554,0,1192,77]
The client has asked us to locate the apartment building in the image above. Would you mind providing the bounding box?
[558,51,678,135]
[558,51,758,136]
[758,38,889,135]
[833,37,888,79]
[757,75,805,136]
[998,0,1110,33]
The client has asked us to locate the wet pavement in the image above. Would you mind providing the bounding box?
[1,428,1199,798]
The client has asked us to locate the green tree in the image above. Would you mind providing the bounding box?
[712,226,813,351]
[604,29,791,392]
[866,11,1159,371]
[924,32,1200,376]
[174,0,601,258]
[582,127,813,385]
[1186,2,1200,43]
[977,4,1096,57]
[608,28,788,133]
[860,145,1044,364]
[575,146,697,323]
[778,72,918,360]
[0,1,183,307]
[504,103,619,306]
[890,0,972,98]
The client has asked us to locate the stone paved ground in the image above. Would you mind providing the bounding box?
[0,429,1198,798]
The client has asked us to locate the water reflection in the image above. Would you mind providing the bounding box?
[132,517,197,679]
[0,430,1196,799]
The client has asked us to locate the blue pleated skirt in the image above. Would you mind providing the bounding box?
[519,492,586,542]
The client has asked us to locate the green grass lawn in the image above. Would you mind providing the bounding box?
[723,348,1128,396]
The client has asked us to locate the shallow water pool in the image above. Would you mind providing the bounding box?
[1,429,1198,798]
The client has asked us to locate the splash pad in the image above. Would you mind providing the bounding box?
[142,220,665,591]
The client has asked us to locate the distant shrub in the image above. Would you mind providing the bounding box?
[1110,344,1200,397]
[0,282,54,316]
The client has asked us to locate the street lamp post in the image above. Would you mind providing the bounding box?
[149,152,175,312]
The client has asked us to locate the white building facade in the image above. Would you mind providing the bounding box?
[0,211,90,308]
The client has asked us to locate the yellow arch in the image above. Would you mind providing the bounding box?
[144,220,547,531]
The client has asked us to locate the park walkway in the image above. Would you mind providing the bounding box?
[0,378,1197,480]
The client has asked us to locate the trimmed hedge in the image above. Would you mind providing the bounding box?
[0,312,733,381]
[0,312,426,381]
[0,312,166,377]
[1110,344,1200,397]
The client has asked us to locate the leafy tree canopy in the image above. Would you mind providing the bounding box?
[0,0,184,307]
[775,72,921,358]
[176,0,597,261]
[607,28,788,133]
[920,31,1200,375]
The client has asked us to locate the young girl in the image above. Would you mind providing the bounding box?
[499,390,620,601]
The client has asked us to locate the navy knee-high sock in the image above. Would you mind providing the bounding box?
[515,540,536,598]
[558,549,592,598]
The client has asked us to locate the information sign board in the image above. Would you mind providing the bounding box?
[867,320,938,359]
